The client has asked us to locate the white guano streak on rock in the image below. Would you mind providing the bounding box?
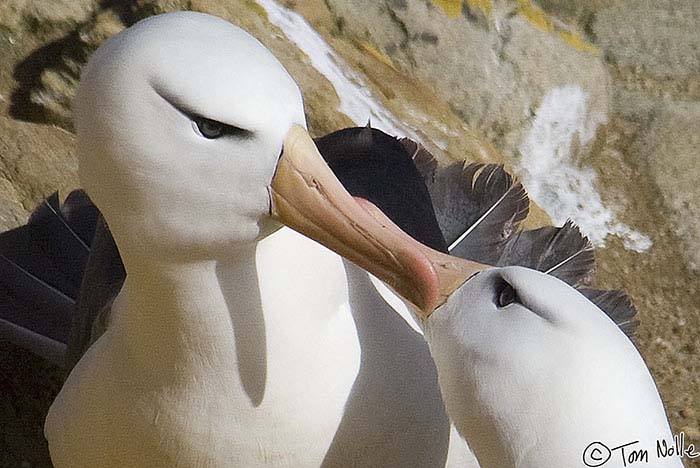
[518,86,653,253]
[256,0,422,142]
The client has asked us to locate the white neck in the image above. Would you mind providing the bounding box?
[110,226,357,404]
[47,227,361,467]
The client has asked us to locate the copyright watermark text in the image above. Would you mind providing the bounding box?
[583,432,698,466]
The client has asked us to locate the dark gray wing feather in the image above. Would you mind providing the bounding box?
[580,288,639,336]
[0,190,102,367]
[65,216,125,370]
[0,191,99,366]
[403,143,530,264]
[448,164,530,262]
[26,192,92,296]
[0,254,71,365]
[400,137,437,183]
[498,220,596,287]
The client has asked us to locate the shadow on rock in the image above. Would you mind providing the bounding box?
[9,0,184,130]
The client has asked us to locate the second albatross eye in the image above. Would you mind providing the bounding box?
[195,117,225,139]
[495,279,518,308]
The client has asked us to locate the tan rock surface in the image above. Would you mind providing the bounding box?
[632,102,700,272]
[324,0,609,154]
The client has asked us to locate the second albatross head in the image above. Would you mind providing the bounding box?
[423,267,679,468]
[74,11,474,314]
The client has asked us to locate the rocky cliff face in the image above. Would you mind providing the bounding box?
[1,1,698,466]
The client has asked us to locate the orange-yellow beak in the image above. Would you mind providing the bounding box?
[269,125,487,317]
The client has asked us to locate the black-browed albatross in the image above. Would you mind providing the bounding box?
[2,11,479,468]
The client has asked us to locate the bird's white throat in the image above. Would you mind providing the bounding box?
[46,227,361,467]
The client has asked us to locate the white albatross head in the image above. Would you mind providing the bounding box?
[75,12,303,258]
[424,266,679,468]
[73,11,472,313]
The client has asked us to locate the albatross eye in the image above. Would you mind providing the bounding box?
[495,279,518,308]
[195,117,225,139]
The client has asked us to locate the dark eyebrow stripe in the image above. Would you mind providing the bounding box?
[150,84,254,137]
[151,84,199,119]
